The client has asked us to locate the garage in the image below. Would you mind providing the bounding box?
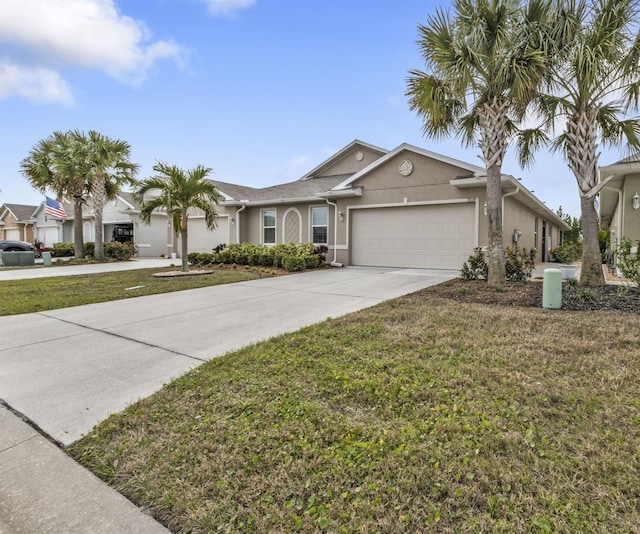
[350,204,476,270]
[3,228,21,241]
[187,217,230,253]
[40,226,60,247]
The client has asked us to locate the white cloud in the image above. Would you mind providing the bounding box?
[0,0,185,103]
[202,0,255,16]
[0,63,73,105]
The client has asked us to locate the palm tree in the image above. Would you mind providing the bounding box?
[406,0,556,285]
[523,0,640,286]
[134,163,221,272]
[20,131,91,258]
[86,131,139,260]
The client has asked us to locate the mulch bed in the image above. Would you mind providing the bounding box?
[420,278,640,313]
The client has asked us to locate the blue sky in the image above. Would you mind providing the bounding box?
[0,0,619,218]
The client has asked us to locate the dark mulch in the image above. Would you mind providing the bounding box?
[420,278,640,313]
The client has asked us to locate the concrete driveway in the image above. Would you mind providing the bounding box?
[0,266,456,446]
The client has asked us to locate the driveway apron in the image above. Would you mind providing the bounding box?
[0,266,456,446]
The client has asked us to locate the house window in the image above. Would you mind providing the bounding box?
[262,209,276,244]
[311,207,328,244]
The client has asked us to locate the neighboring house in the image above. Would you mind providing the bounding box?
[0,203,38,242]
[42,194,169,257]
[599,156,640,247]
[209,140,568,269]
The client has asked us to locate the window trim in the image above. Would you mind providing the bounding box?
[262,208,277,245]
[310,206,329,245]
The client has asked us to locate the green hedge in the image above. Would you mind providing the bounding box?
[189,243,324,272]
[53,241,133,261]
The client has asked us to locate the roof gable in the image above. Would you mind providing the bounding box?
[332,143,485,191]
[299,140,387,180]
[1,203,38,222]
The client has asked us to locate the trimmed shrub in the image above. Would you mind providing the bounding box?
[188,252,215,266]
[52,242,74,257]
[552,243,580,264]
[461,246,535,282]
[282,255,306,272]
[104,242,134,261]
[84,242,95,258]
[504,246,536,282]
[616,238,640,287]
[215,243,323,270]
[461,248,488,280]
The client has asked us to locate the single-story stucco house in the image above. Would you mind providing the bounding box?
[205,140,568,269]
[599,156,640,246]
[17,140,568,268]
[0,203,38,242]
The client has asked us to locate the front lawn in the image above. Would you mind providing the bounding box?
[0,265,277,316]
[68,289,640,533]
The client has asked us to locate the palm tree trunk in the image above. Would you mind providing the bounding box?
[73,199,84,259]
[93,175,106,261]
[567,108,604,286]
[486,164,506,285]
[181,227,189,272]
[579,195,604,286]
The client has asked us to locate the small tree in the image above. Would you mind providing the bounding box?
[134,163,220,272]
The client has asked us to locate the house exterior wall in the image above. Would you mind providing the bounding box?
[135,213,170,257]
[238,202,335,248]
[622,174,640,240]
[501,196,557,262]
[331,152,483,265]
[229,150,561,269]
[1,211,34,242]
[315,146,385,177]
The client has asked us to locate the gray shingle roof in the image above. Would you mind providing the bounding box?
[210,176,349,202]
[2,203,38,221]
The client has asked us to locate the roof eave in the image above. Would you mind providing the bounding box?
[315,187,363,199]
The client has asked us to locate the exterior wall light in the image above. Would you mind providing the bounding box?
[633,192,640,210]
[483,202,488,216]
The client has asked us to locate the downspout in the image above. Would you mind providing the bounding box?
[235,203,247,244]
[325,199,342,267]
[501,186,520,232]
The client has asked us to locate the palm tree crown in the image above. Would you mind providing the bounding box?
[134,162,220,272]
[407,0,556,284]
[526,0,640,285]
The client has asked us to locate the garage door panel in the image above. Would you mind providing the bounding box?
[187,218,229,253]
[351,205,475,270]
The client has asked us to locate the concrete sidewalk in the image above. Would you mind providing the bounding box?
[0,265,457,533]
[0,257,178,281]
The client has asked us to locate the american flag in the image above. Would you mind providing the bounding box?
[45,196,67,219]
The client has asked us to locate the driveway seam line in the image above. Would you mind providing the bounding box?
[38,313,207,363]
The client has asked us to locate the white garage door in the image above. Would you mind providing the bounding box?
[41,226,60,247]
[351,204,476,269]
[187,217,229,253]
[4,228,20,240]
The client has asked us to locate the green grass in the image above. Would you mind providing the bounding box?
[67,294,640,533]
[0,266,271,316]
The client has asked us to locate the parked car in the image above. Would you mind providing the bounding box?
[0,240,35,252]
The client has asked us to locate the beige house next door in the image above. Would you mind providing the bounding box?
[350,204,476,270]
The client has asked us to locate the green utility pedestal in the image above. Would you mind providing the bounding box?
[41,251,52,266]
[542,268,562,309]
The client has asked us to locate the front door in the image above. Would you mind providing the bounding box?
[541,221,547,262]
